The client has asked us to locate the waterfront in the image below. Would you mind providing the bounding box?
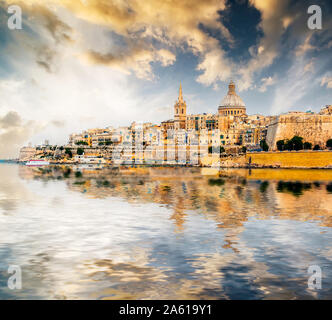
[0,163,332,299]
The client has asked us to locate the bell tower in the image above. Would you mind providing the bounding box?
[174,83,187,130]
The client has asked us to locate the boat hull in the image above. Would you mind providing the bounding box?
[26,160,50,167]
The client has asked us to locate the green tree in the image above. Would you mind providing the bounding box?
[76,141,88,146]
[284,139,292,151]
[276,140,285,151]
[327,139,332,150]
[65,148,72,158]
[63,168,71,178]
[303,142,312,150]
[313,144,320,150]
[77,148,84,155]
[290,136,304,151]
[75,171,83,178]
[260,140,269,151]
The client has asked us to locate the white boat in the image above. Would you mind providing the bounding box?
[74,164,105,170]
[74,155,106,164]
[26,159,50,167]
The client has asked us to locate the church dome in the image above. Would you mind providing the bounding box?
[220,81,245,108]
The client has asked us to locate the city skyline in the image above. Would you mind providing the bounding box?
[0,0,332,158]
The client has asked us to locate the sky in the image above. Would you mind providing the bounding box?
[0,0,332,158]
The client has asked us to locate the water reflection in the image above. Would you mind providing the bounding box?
[0,164,331,299]
[276,181,312,196]
[327,183,332,194]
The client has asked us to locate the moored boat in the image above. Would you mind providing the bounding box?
[26,159,50,167]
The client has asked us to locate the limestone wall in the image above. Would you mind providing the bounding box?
[266,113,332,150]
[19,147,37,161]
[201,155,247,167]
[246,151,332,168]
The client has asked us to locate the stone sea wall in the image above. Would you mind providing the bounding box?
[246,151,332,168]
[266,113,332,150]
[201,151,332,168]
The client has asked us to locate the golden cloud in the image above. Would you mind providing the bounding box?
[3,0,231,80]
[3,0,321,90]
[85,47,175,79]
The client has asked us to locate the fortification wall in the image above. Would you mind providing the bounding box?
[246,151,332,168]
[266,114,332,150]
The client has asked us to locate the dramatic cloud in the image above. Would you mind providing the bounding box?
[86,47,176,80]
[4,0,231,80]
[3,0,326,89]
[195,0,314,91]
[236,0,292,91]
[196,49,232,86]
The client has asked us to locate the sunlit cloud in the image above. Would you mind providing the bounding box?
[258,76,276,92]
[321,76,332,89]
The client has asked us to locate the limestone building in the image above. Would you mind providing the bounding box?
[174,83,187,130]
[19,146,37,161]
[170,81,268,147]
[218,80,247,117]
[183,81,249,132]
[217,80,248,132]
[319,105,332,115]
[266,109,332,150]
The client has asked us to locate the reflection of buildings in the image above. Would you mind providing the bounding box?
[15,166,332,299]
[26,167,332,231]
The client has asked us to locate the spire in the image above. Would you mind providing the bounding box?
[179,82,183,103]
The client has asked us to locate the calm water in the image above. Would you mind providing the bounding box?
[0,163,332,299]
